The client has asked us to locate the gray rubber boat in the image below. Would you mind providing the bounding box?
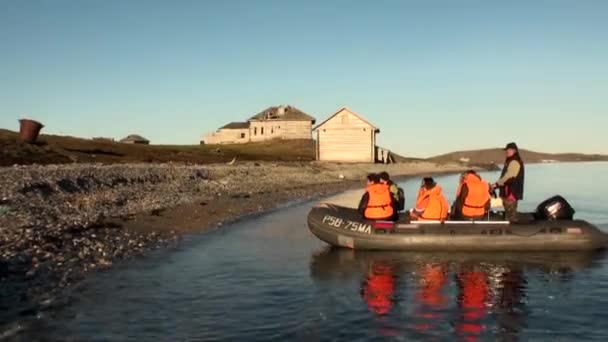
[307,203,608,252]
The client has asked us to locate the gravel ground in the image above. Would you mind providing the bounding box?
[0,160,465,328]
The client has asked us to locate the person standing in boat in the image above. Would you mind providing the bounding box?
[358,173,395,221]
[452,170,491,220]
[492,142,525,222]
[409,177,449,221]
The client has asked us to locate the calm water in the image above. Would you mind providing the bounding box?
[9,162,608,341]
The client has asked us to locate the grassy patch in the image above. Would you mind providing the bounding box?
[0,129,315,166]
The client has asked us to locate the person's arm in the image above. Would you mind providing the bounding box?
[453,185,468,215]
[413,196,429,214]
[358,193,369,215]
[496,161,521,186]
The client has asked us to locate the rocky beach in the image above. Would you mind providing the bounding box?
[0,160,466,328]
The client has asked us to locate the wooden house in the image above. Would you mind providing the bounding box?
[201,105,315,144]
[313,107,380,163]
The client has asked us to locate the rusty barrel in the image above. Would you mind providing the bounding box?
[18,119,44,143]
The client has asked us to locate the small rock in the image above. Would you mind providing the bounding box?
[150,208,164,216]
[0,205,9,216]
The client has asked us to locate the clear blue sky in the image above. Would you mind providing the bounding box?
[1,0,606,157]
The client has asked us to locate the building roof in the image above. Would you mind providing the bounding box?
[220,122,250,129]
[313,107,380,133]
[120,134,149,143]
[248,105,316,123]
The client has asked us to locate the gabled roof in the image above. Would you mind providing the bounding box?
[248,105,316,123]
[313,107,380,133]
[120,134,149,142]
[220,122,250,129]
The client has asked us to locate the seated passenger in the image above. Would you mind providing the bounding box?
[358,173,395,221]
[451,170,491,220]
[409,177,448,221]
[378,171,405,221]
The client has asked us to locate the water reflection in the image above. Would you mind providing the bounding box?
[361,260,397,315]
[310,247,605,340]
[454,268,488,340]
[413,263,448,333]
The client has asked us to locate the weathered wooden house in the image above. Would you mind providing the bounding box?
[313,107,380,163]
[201,105,315,144]
[120,134,150,145]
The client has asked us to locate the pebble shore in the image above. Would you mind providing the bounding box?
[0,160,465,327]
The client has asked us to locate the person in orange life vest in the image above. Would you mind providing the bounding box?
[358,173,394,220]
[378,171,403,221]
[361,260,396,315]
[409,177,448,221]
[452,170,491,220]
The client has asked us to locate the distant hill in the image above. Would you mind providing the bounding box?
[429,148,608,166]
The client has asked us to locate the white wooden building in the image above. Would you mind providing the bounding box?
[201,105,315,144]
[313,107,380,163]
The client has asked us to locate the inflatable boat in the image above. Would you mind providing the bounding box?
[307,197,608,252]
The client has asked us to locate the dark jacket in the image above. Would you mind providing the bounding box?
[499,154,525,200]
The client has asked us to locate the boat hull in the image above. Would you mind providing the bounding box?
[307,204,608,251]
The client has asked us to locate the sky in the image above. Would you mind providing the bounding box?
[0,0,606,157]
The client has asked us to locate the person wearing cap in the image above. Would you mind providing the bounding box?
[409,177,449,221]
[492,142,525,221]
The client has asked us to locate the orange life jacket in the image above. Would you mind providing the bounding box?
[458,174,490,218]
[365,183,394,220]
[415,185,448,221]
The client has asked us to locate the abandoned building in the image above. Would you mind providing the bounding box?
[119,134,150,145]
[201,105,316,144]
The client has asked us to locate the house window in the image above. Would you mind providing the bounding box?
[254,127,257,135]
[261,127,264,135]
[271,127,274,134]
[341,114,349,124]
[240,133,246,139]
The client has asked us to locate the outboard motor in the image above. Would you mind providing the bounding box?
[534,195,575,220]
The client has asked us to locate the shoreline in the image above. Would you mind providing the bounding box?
[118,167,467,236]
[0,160,468,327]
